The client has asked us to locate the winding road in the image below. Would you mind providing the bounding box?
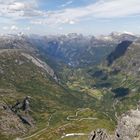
[66,108,97,121]
[61,133,88,139]
[113,99,119,120]
[16,108,97,140]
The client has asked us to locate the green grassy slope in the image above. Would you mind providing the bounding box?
[0,51,115,140]
[0,48,115,140]
[1,40,140,140]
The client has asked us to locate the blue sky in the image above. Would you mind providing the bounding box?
[0,0,140,35]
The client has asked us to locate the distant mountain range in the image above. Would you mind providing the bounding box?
[0,32,138,67]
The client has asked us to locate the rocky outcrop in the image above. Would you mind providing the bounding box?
[107,41,132,65]
[115,109,140,140]
[0,101,28,136]
[21,53,57,81]
[89,108,140,140]
[11,97,34,127]
[89,129,111,140]
[0,96,35,138]
[107,40,140,78]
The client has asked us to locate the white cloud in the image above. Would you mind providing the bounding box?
[1,0,140,27]
[9,2,26,11]
[31,0,140,26]
[0,0,40,20]
[2,26,9,30]
[64,0,140,19]
[61,1,73,7]
[69,20,75,24]
[88,0,140,18]
[11,25,19,30]
[2,25,19,31]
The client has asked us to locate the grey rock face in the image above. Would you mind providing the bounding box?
[89,129,111,140]
[0,101,28,136]
[115,110,140,140]
[110,41,140,78]
[89,109,140,140]
[11,97,34,127]
[22,96,30,112]
[21,53,56,79]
